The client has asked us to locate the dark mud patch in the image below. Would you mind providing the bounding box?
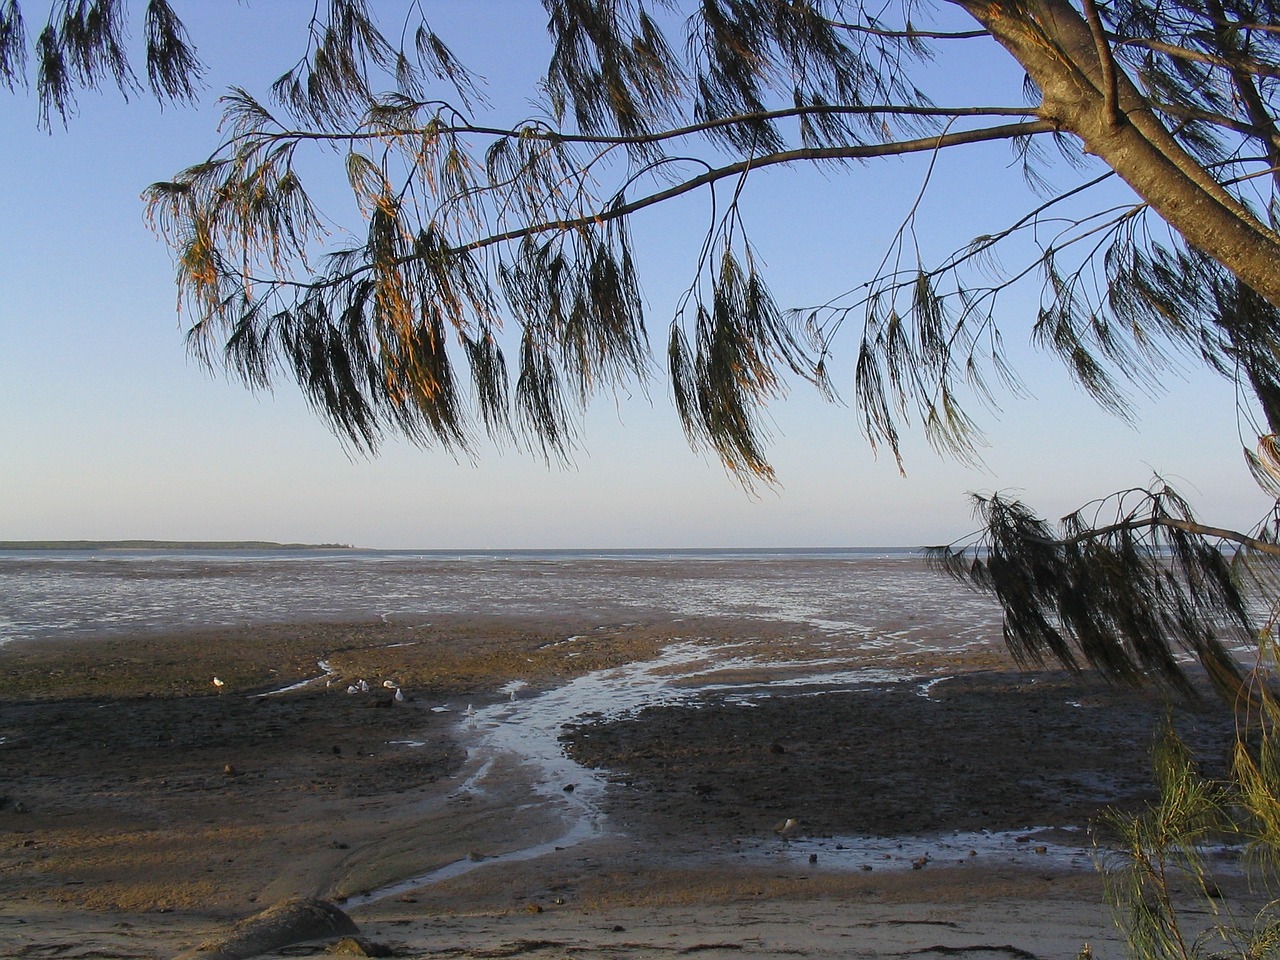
[563,670,1237,839]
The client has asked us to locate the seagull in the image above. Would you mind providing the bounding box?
[346,684,359,695]
[464,704,476,718]
[773,818,799,843]
[357,679,369,693]
[212,677,225,693]
[394,688,405,702]
[383,680,399,689]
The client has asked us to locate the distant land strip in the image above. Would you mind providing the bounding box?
[0,540,353,551]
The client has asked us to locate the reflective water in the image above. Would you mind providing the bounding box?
[0,547,1003,647]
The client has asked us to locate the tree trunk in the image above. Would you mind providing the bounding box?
[946,0,1280,309]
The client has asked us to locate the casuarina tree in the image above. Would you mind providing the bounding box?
[5,0,1280,692]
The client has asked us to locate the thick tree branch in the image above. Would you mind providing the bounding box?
[945,0,1280,311]
[1081,0,1119,128]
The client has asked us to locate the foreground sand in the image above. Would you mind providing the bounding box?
[0,616,1243,958]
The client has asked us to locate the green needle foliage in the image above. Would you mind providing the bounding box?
[1103,725,1231,960]
[1100,644,1280,960]
[6,0,1280,688]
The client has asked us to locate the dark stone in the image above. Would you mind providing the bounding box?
[172,896,359,960]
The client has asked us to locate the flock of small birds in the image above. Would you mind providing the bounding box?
[208,666,525,715]
[211,673,405,701]
[337,677,405,701]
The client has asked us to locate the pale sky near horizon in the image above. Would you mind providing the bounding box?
[0,2,1269,550]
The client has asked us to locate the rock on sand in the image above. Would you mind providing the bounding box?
[172,896,358,960]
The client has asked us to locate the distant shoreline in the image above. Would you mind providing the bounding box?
[0,540,353,551]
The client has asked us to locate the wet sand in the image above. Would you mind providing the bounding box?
[0,616,1242,958]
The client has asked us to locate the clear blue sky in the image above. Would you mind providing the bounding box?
[0,2,1266,549]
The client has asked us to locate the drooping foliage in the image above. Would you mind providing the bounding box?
[927,484,1280,696]
[5,0,1280,687]
[1,0,203,125]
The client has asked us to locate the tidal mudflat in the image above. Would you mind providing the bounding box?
[0,612,1242,959]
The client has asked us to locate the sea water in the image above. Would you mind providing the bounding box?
[0,546,1004,649]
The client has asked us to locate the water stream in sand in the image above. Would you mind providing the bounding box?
[346,639,1098,906]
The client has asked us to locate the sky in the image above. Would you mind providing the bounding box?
[0,2,1269,550]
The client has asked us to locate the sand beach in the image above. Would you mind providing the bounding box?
[0,611,1249,959]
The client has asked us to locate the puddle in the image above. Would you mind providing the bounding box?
[714,827,1098,873]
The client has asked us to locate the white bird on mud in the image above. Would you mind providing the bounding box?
[383,679,399,689]
[212,677,225,693]
[357,679,369,693]
[464,704,477,718]
[394,688,405,702]
[773,818,799,843]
